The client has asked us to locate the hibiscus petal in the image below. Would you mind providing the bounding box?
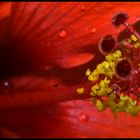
[2,1,140,76]
[1,2,140,107]
[1,100,140,138]
[0,2,12,19]
[1,3,140,138]
[0,2,12,43]
[2,2,107,70]
[0,128,19,138]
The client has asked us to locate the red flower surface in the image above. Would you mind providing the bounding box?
[0,2,140,138]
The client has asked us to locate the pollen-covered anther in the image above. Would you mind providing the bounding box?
[95,99,105,112]
[120,94,129,101]
[86,50,122,83]
[105,50,122,62]
[76,88,84,94]
[90,77,112,96]
[98,34,116,55]
[134,41,140,48]
[131,34,138,42]
[85,68,91,76]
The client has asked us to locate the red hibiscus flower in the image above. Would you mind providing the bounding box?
[0,2,140,138]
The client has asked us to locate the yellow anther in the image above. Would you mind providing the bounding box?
[91,84,99,95]
[129,98,137,106]
[105,54,114,62]
[129,106,140,116]
[90,91,96,96]
[103,61,110,69]
[86,68,91,76]
[88,74,98,81]
[91,77,112,96]
[131,34,138,42]
[76,88,84,94]
[118,100,126,108]
[120,94,129,101]
[112,50,122,61]
[109,93,116,100]
[95,99,105,112]
[86,50,122,84]
[134,41,140,48]
[128,39,132,43]
[107,70,114,79]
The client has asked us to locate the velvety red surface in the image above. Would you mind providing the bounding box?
[0,2,140,138]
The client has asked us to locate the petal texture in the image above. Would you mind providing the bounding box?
[1,100,140,138]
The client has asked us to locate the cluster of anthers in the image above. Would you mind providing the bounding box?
[76,12,140,116]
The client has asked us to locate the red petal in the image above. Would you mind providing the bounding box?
[1,100,140,138]
[0,2,12,19]
[1,3,140,138]
[8,2,140,70]
[0,128,19,138]
[1,2,140,107]
[0,2,12,42]
[4,2,105,70]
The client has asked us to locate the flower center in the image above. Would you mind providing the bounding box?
[76,12,140,117]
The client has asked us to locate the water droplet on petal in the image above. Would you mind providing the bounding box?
[91,27,96,33]
[84,27,88,31]
[78,113,89,122]
[0,80,12,93]
[4,81,9,87]
[135,70,138,74]
[81,5,86,11]
[59,30,66,38]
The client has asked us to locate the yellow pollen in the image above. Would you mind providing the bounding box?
[86,68,91,76]
[134,41,140,48]
[131,34,138,42]
[76,88,84,94]
[76,40,140,116]
[95,99,105,112]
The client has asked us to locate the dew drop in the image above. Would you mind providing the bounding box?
[78,113,89,123]
[0,80,12,93]
[84,27,88,31]
[59,30,66,38]
[135,70,138,74]
[91,27,96,33]
[4,81,9,87]
[81,5,86,11]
